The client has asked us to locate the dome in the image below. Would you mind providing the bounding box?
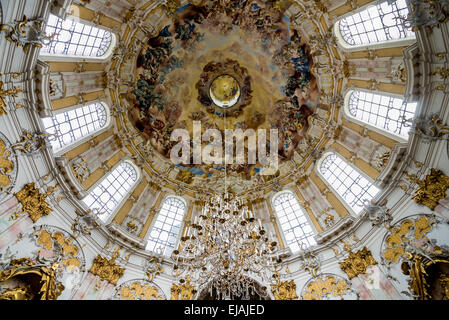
[0,0,448,303]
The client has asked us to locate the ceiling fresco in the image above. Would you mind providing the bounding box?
[125,0,320,192]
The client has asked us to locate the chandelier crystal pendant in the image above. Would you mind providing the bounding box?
[171,192,284,300]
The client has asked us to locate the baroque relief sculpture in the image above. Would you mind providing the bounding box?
[339,246,378,280]
[11,182,55,222]
[113,279,166,300]
[271,274,298,300]
[88,251,125,286]
[0,73,23,116]
[301,274,355,300]
[409,169,449,210]
[0,133,17,198]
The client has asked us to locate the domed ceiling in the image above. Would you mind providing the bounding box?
[123,0,326,194]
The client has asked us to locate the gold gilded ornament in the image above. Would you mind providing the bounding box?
[0,73,23,116]
[170,276,196,300]
[339,246,378,280]
[88,252,125,285]
[270,273,298,300]
[36,229,81,271]
[0,258,64,300]
[302,275,348,300]
[383,216,437,264]
[376,151,390,169]
[0,137,14,187]
[146,256,164,282]
[11,182,54,222]
[120,282,165,300]
[410,169,449,210]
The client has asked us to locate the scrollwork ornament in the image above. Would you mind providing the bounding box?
[301,273,358,300]
[299,245,321,278]
[88,252,125,286]
[71,209,101,238]
[71,156,89,184]
[0,132,17,200]
[0,73,24,116]
[401,0,449,32]
[10,182,55,222]
[10,130,51,155]
[339,245,378,280]
[270,274,298,300]
[380,214,449,273]
[145,252,164,282]
[0,15,57,52]
[113,279,166,300]
[405,114,449,142]
[407,168,449,210]
[380,214,449,299]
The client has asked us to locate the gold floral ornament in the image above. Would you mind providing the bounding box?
[0,136,15,189]
[71,157,89,183]
[383,215,440,265]
[0,257,64,300]
[170,276,197,300]
[270,273,298,300]
[10,130,50,155]
[118,281,165,300]
[339,246,378,280]
[36,230,81,272]
[409,169,449,210]
[10,182,55,222]
[376,151,390,170]
[432,67,449,79]
[302,275,348,300]
[0,73,23,116]
[88,251,125,285]
[126,221,138,233]
[145,255,164,282]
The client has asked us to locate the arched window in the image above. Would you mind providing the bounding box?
[338,0,414,47]
[83,161,138,221]
[146,197,186,256]
[319,153,379,214]
[272,191,316,253]
[346,90,417,138]
[40,14,114,58]
[42,102,109,152]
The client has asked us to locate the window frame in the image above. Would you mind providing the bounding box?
[82,160,141,224]
[343,89,417,142]
[334,0,416,52]
[315,152,380,216]
[145,195,188,256]
[38,14,117,62]
[41,100,111,156]
[270,189,317,253]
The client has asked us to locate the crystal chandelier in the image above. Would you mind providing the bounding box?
[171,192,283,300]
